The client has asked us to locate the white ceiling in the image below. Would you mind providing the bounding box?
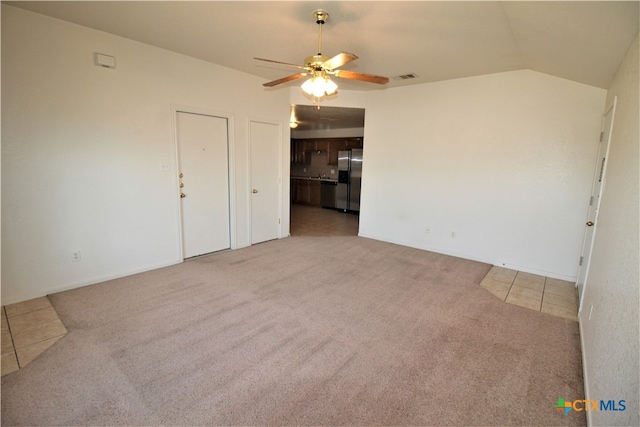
[6,1,639,130]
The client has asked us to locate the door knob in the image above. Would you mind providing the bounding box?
[180,193,186,198]
[586,221,594,227]
[252,189,258,194]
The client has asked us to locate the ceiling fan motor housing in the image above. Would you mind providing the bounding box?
[305,54,330,68]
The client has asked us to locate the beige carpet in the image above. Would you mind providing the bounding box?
[1,236,585,426]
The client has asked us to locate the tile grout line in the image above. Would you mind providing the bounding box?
[539,277,546,312]
[481,267,578,321]
[3,306,20,369]
[505,271,517,302]
[13,319,67,351]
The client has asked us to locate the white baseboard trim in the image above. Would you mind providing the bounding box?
[578,312,592,426]
[2,259,182,306]
[357,232,577,282]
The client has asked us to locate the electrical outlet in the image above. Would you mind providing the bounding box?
[450,231,456,238]
[71,250,81,262]
[424,226,431,234]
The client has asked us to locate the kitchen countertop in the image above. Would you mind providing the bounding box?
[291,176,338,183]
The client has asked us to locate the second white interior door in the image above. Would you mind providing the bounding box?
[250,121,280,244]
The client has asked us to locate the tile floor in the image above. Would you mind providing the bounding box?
[480,266,579,321]
[2,296,67,376]
[290,204,359,236]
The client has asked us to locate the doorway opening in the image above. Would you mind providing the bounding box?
[289,105,365,236]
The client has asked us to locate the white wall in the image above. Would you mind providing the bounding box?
[1,6,290,305]
[579,35,639,426]
[359,70,606,280]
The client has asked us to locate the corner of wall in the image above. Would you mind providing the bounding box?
[578,33,639,427]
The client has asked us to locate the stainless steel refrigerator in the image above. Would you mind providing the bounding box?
[336,149,362,213]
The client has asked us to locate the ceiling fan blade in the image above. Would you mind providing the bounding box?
[322,52,358,70]
[254,57,308,70]
[263,73,307,87]
[334,70,389,85]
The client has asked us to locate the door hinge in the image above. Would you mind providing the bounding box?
[598,157,606,182]
[599,131,604,142]
[579,256,584,266]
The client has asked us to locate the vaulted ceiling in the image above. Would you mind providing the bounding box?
[5,1,638,131]
[7,1,639,91]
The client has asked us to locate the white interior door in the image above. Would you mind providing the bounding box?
[250,121,280,244]
[576,97,616,310]
[176,111,230,258]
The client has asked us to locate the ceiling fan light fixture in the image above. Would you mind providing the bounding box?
[324,77,338,95]
[301,75,338,98]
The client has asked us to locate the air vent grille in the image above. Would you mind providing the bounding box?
[393,73,419,80]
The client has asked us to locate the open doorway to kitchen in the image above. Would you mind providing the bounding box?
[289,105,365,236]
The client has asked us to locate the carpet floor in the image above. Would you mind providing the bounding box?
[1,236,585,426]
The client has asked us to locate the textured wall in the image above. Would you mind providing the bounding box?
[580,35,639,426]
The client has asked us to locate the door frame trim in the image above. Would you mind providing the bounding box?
[171,104,237,259]
[247,117,283,244]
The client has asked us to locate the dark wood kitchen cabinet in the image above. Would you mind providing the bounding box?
[327,143,342,166]
[327,143,340,166]
[291,140,306,164]
[291,139,329,164]
[308,180,321,206]
[315,139,329,154]
[291,179,321,207]
[291,137,364,165]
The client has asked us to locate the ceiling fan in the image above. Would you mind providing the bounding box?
[254,9,389,97]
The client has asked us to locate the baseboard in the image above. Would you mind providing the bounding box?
[578,312,592,426]
[1,259,182,306]
[357,232,495,266]
[357,232,577,282]
[497,262,576,282]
